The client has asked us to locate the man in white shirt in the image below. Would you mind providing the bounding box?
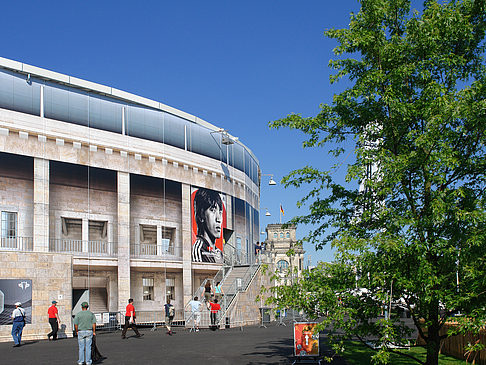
[188,296,202,332]
[11,301,25,347]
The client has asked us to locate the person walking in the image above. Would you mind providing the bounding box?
[121,298,143,339]
[11,301,25,347]
[203,281,212,308]
[47,300,60,340]
[213,281,224,302]
[209,298,221,329]
[188,296,202,332]
[164,298,175,335]
[73,302,96,365]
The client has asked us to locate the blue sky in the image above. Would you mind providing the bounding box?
[1,0,409,264]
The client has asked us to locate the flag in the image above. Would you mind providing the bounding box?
[280,204,284,216]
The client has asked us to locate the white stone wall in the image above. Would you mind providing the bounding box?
[0,252,73,342]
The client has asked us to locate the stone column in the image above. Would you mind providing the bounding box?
[181,183,192,305]
[117,171,131,311]
[33,158,49,252]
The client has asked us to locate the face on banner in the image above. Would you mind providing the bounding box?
[191,187,226,263]
[0,279,32,325]
[294,322,319,356]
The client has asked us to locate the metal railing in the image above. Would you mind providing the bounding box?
[0,236,33,251]
[223,242,253,266]
[130,243,182,260]
[49,239,117,256]
[217,262,261,326]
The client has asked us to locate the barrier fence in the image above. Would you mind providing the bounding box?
[89,307,308,333]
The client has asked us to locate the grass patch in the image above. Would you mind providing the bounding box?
[342,341,463,364]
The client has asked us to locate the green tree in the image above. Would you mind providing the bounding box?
[269,1,486,364]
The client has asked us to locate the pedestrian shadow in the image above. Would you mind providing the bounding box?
[19,340,39,347]
[57,324,68,339]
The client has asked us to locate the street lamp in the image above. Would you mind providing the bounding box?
[261,173,277,186]
[265,208,271,216]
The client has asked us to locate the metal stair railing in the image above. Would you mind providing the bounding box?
[218,261,261,326]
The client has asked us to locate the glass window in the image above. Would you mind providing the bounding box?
[161,227,175,254]
[286,232,290,238]
[166,278,175,301]
[1,211,17,238]
[164,113,186,149]
[127,105,163,142]
[89,93,123,133]
[143,278,154,301]
[273,233,277,238]
[189,123,221,160]
[277,260,289,272]
[233,142,244,172]
[280,232,284,238]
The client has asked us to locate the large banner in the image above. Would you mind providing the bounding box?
[0,279,32,325]
[294,322,319,357]
[191,187,226,263]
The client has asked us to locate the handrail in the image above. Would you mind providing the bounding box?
[218,263,261,326]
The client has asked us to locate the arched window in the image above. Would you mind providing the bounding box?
[286,232,290,238]
[277,260,289,272]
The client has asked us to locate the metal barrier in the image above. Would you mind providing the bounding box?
[89,312,123,332]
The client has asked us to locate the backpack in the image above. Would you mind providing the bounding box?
[168,305,175,318]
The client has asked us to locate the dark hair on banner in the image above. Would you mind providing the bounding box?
[194,188,223,237]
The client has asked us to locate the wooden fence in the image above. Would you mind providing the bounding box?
[417,324,485,365]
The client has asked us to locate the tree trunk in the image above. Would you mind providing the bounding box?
[425,321,440,365]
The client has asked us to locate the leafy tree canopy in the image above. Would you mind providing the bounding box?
[268,1,486,364]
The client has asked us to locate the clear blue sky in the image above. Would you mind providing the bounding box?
[1,0,419,264]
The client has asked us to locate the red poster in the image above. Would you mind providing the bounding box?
[191,187,226,263]
[294,322,319,356]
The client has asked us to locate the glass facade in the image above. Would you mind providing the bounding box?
[0,69,260,186]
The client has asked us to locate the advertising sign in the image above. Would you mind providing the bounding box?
[0,279,32,325]
[294,322,319,357]
[191,187,226,263]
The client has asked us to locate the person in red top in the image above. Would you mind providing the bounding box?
[209,298,221,329]
[121,298,143,339]
[47,300,60,340]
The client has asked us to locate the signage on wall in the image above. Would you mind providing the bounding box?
[0,279,32,325]
[191,187,227,263]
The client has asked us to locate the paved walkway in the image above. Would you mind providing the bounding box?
[0,324,347,365]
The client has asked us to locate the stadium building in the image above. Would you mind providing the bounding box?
[0,57,261,340]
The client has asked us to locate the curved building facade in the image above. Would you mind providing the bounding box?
[0,57,260,340]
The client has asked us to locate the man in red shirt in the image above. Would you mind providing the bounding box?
[47,300,60,340]
[121,298,143,339]
[209,299,221,329]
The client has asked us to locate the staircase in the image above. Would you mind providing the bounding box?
[186,244,265,328]
[89,288,108,313]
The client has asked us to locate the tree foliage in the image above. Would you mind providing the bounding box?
[268,1,486,364]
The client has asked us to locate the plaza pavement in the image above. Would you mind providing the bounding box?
[0,324,347,365]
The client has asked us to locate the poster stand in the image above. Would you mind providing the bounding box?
[292,322,321,365]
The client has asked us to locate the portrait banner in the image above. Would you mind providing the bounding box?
[294,322,319,357]
[191,187,226,263]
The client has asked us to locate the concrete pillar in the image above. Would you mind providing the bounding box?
[33,158,49,252]
[117,171,131,311]
[181,183,192,305]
